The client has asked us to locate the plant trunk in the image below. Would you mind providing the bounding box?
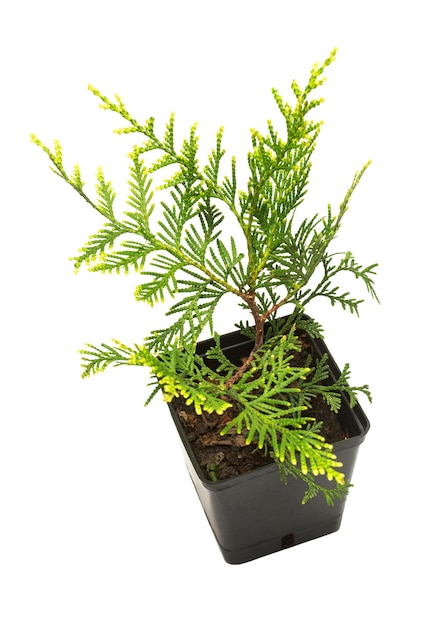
[225,291,264,388]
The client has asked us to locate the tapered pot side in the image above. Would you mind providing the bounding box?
[168,323,370,564]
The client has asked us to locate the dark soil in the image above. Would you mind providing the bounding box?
[172,332,347,482]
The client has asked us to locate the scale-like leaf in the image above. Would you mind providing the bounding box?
[71,222,129,271]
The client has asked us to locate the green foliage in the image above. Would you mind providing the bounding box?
[219,331,346,484]
[276,456,352,506]
[32,49,378,503]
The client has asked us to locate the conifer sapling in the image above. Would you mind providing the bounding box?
[31,49,378,504]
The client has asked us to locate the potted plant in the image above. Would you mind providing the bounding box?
[31,48,378,564]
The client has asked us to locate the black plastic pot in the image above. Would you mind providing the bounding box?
[168,322,370,564]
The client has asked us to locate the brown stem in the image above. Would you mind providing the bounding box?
[225,292,264,389]
[261,294,291,322]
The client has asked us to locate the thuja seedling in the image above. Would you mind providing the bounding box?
[32,49,378,504]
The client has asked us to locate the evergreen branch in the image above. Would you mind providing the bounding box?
[183,201,224,264]
[221,157,238,205]
[134,257,187,305]
[90,240,154,274]
[144,276,226,351]
[80,340,136,378]
[241,50,332,287]
[124,153,156,236]
[30,135,102,214]
[203,333,239,378]
[220,331,346,485]
[203,127,226,186]
[95,167,116,220]
[71,222,131,271]
[205,238,246,286]
[294,353,372,413]
[145,348,232,415]
[276,456,351,506]
[81,339,233,415]
[335,362,372,406]
[223,401,345,485]
[300,251,379,314]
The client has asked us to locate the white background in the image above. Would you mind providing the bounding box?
[1,1,427,623]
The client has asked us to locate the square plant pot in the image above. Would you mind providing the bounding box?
[168,320,370,564]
